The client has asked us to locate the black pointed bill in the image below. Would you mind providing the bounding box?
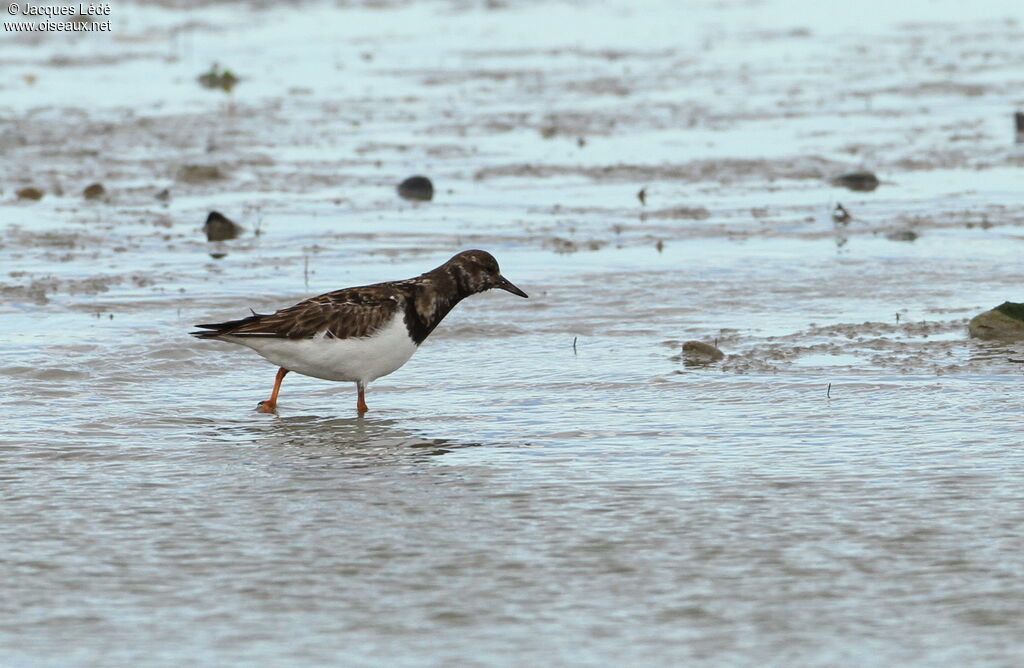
[495,275,528,298]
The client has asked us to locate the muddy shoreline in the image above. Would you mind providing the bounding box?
[4,1,1024,665]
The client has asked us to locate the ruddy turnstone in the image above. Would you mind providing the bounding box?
[191,249,528,414]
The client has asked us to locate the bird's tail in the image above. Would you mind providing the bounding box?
[190,309,268,338]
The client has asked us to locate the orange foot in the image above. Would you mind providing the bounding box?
[357,385,368,415]
[257,368,288,414]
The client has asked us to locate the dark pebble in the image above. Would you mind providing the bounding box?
[831,171,879,192]
[397,175,434,202]
[83,183,106,200]
[203,211,243,242]
[16,187,44,201]
[885,229,918,242]
[177,165,224,183]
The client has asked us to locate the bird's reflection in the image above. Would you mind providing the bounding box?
[208,413,482,468]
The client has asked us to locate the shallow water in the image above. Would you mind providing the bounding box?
[4,0,1024,665]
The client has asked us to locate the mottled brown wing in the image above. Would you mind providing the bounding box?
[199,286,402,340]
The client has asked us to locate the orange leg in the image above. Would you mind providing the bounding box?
[257,367,289,413]
[357,383,368,415]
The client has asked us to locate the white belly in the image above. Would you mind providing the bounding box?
[224,311,418,384]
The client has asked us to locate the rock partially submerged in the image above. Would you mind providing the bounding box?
[968,302,1024,341]
[831,171,879,192]
[83,183,106,200]
[16,187,44,201]
[645,206,711,220]
[177,165,224,183]
[681,340,725,365]
[885,229,918,242]
[203,211,243,242]
[397,175,434,201]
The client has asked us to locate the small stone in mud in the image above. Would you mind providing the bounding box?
[637,187,647,206]
[177,165,224,183]
[647,206,710,220]
[203,211,243,242]
[681,341,725,365]
[16,187,44,200]
[397,175,434,202]
[831,171,879,192]
[83,183,106,200]
[832,203,851,223]
[886,229,918,242]
[969,302,1024,341]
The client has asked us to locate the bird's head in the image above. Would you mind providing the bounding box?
[445,249,528,298]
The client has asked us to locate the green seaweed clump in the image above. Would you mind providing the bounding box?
[198,64,240,93]
[994,301,1024,322]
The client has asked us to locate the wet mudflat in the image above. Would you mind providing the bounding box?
[3,0,1024,665]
